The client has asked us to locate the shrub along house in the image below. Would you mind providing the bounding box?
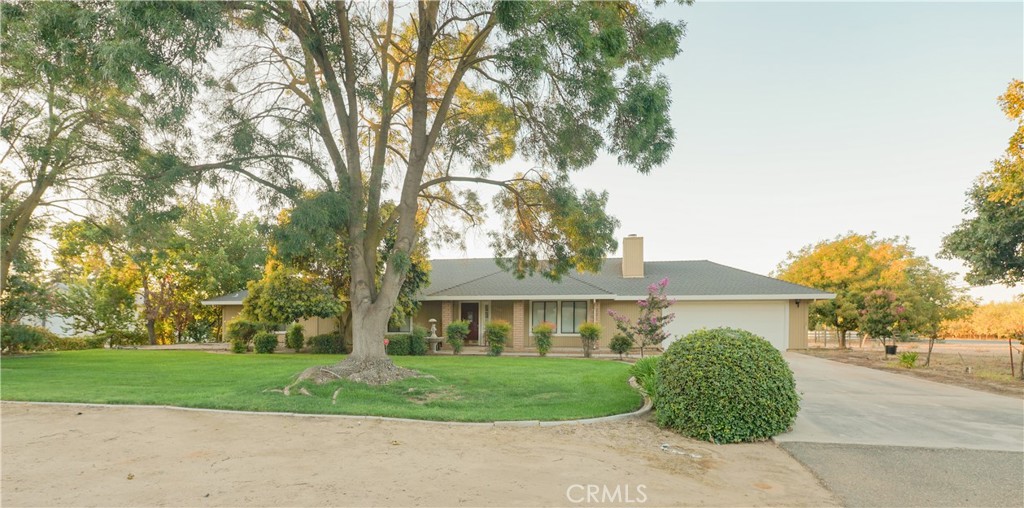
[203,236,833,352]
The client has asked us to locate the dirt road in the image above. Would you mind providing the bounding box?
[1,402,836,507]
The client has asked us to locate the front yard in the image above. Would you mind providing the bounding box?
[0,350,642,422]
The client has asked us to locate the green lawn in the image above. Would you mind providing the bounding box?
[0,350,642,421]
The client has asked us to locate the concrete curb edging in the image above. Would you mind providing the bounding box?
[1,377,653,428]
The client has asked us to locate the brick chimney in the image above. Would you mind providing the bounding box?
[621,235,644,278]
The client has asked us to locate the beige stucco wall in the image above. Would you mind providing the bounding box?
[788,300,809,350]
[220,305,243,340]
[414,301,442,332]
[491,301,514,323]
[295,316,338,337]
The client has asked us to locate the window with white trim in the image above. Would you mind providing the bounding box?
[560,301,588,334]
[531,301,557,328]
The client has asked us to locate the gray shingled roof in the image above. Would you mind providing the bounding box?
[420,258,833,301]
[202,258,833,305]
[200,290,248,305]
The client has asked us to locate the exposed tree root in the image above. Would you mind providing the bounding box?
[293,356,422,388]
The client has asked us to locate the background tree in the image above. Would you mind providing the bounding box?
[243,262,343,327]
[902,264,972,366]
[51,201,266,343]
[942,79,1024,286]
[192,0,685,381]
[52,221,141,335]
[0,1,224,294]
[0,198,49,324]
[858,290,908,353]
[775,232,919,348]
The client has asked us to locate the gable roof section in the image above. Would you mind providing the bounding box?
[419,258,833,301]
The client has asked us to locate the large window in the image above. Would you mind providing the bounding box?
[531,300,589,334]
[531,301,557,328]
[387,316,412,334]
[560,301,588,334]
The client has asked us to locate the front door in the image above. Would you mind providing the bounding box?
[460,303,479,344]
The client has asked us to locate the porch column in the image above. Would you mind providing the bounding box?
[512,300,525,350]
[441,302,454,334]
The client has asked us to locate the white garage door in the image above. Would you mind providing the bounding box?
[662,300,789,351]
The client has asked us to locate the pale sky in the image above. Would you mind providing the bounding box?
[435,1,1024,303]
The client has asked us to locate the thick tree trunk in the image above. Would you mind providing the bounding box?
[140,275,157,345]
[146,319,156,346]
[347,299,390,363]
[838,329,847,349]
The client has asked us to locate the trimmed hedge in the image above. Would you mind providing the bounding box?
[407,326,428,356]
[1,324,55,353]
[532,322,554,357]
[225,318,268,344]
[285,323,304,352]
[45,335,106,351]
[386,326,428,356]
[656,328,799,444]
[446,320,469,354]
[610,333,632,359]
[385,334,410,355]
[253,331,278,354]
[579,322,602,358]
[307,332,345,354]
[485,320,511,356]
[102,330,148,347]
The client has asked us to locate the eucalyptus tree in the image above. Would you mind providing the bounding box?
[0,1,224,294]
[200,1,685,381]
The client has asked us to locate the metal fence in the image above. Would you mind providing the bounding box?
[807,330,862,347]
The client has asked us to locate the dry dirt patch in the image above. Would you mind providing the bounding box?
[802,348,1024,399]
[1,402,836,507]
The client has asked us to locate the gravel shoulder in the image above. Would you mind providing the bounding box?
[780,442,1024,508]
[1,402,837,507]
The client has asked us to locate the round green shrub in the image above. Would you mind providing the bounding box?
[225,318,265,344]
[253,331,278,354]
[485,320,511,356]
[230,339,248,354]
[446,320,469,354]
[578,322,602,358]
[656,328,799,444]
[532,322,554,356]
[609,333,633,359]
[285,323,304,352]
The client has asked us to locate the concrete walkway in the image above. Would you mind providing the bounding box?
[776,353,1023,451]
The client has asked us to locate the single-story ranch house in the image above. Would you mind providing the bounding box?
[202,236,834,352]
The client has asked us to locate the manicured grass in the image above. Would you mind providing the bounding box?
[0,350,642,421]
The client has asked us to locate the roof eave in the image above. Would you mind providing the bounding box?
[613,293,837,301]
[200,300,245,306]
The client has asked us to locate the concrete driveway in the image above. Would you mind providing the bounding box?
[776,353,1024,507]
[776,352,1023,451]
